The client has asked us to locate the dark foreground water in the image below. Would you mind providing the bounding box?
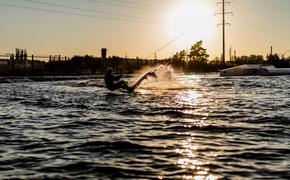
[0,74,290,179]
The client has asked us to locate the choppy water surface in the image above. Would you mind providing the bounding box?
[1,74,290,179]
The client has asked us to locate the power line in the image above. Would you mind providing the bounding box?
[87,0,169,13]
[232,7,290,43]
[232,15,271,43]
[231,5,290,56]
[231,25,268,44]
[22,0,165,23]
[0,2,165,25]
[146,33,184,59]
[113,0,170,12]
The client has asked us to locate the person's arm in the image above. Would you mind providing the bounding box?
[113,74,122,81]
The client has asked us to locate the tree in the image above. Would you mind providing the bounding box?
[179,50,187,61]
[267,53,289,68]
[188,40,209,63]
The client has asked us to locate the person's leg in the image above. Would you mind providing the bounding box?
[120,80,129,90]
[113,81,129,90]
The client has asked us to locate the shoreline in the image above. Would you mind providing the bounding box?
[0,75,103,83]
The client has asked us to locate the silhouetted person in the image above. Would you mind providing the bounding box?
[105,68,130,91]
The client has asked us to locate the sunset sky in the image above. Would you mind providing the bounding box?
[1,0,290,59]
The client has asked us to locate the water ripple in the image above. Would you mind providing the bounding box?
[1,75,290,179]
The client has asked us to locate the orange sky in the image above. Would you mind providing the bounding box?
[1,0,290,60]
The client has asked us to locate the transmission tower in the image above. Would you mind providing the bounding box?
[217,0,232,62]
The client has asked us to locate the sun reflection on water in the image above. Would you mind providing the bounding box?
[175,91,202,105]
[176,138,217,180]
[137,72,218,179]
[173,81,217,179]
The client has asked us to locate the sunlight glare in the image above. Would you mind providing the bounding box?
[168,1,214,45]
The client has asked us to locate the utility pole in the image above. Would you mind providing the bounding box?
[154,52,157,65]
[217,0,232,63]
[229,46,232,61]
[234,50,236,61]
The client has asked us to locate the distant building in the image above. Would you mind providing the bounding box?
[14,48,28,68]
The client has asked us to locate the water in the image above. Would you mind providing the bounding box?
[0,73,290,179]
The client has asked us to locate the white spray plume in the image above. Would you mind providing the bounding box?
[131,65,193,91]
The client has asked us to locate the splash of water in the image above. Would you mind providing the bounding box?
[132,65,193,91]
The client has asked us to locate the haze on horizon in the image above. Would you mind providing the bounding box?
[1,0,290,60]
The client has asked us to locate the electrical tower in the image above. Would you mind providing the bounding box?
[217,0,232,63]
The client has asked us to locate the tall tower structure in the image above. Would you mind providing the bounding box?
[101,48,107,71]
[217,0,232,63]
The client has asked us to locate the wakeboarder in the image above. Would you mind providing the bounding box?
[104,68,157,93]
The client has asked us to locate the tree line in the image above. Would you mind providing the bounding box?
[169,40,290,72]
[1,40,290,76]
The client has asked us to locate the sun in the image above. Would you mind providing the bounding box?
[167,1,214,44]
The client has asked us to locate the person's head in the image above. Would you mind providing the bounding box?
[106,68,113,74]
